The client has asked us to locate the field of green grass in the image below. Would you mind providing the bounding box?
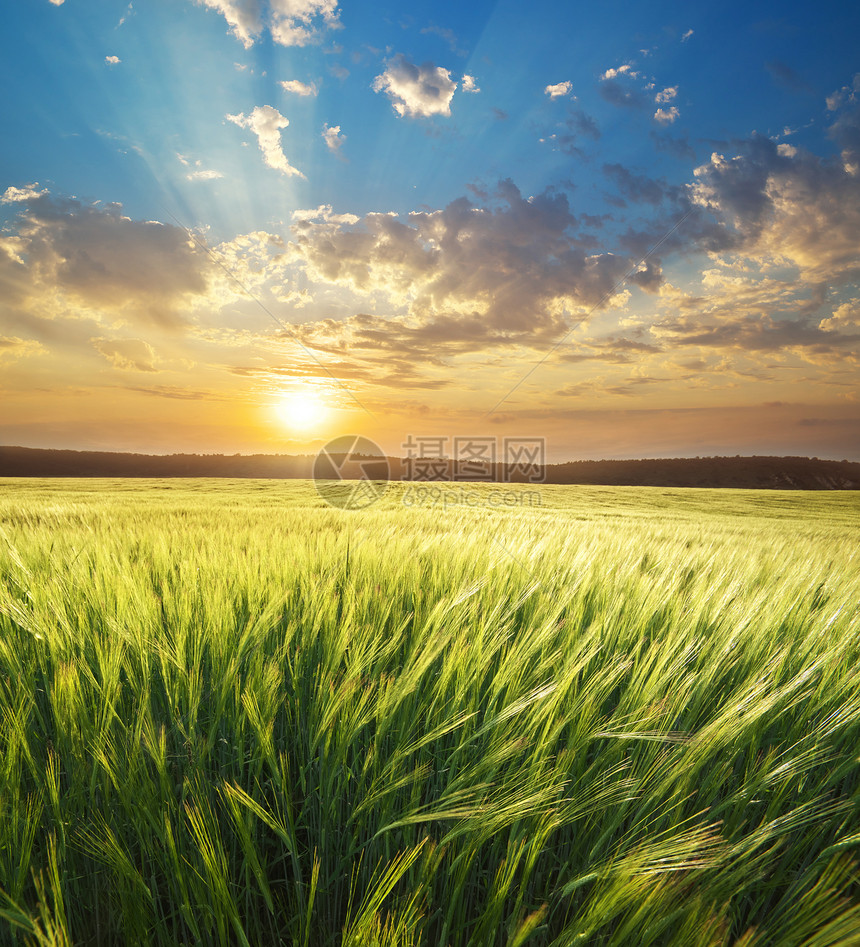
[0,478,858,946]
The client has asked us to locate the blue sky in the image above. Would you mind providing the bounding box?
[1,0,859,459]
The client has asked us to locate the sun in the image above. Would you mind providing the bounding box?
[275,392,329,432]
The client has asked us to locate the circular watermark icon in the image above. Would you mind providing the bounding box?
[313,435,390,510]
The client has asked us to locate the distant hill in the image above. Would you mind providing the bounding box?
[1,446,859,489]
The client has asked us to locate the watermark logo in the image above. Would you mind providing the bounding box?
[313,435,390,510]
[313,434,547,510]
[403,435,546,482]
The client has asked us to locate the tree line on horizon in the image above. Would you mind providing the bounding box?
[1,446,859,489]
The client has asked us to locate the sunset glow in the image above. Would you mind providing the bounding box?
[1,0,858,459]
[275,392,330,433]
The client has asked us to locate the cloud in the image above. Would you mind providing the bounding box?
[372,55,457,118]
[600,79,647,109]
[322,123,346,156]
[287,179,640,356]
[194,0,339,48]
[654,106,680,124]
[599,61,665,111]
[545,81,573,99]
[819,299,860,332]
[93,337,160,372]
[681,29,693,41]
[0,336,45,361]
[600,64,638,81]
[269,0,340,46]
[765,60,811,93]
[48,0,65,5]
[117,3,134,27]
[651,131,695,160]
[827,76,860,173]
[690,134,860,287]
[420,25,465,56]
[280,78,318,96]
[603,164,671,205]
[654,312,860,357]
[187,169,224,181]
[292,204,359,226]
[826,73,860,111]
[105,55,121,65]
[194,0,262,48]
[122,385,217,400]
[2,184,48,203]
[178,154,224,180]
[227,105,306,178]
[461,75,480,94]
[541,108,600,157]
[0,190,216,328]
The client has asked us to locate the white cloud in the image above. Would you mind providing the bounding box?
[600,64,638,81]
[105,55,122,65]
[280,78,318,96]
[654,106,680,124]
[48,0,65,5]
[269,0,340,46]
[322,123,346,155]
[826,73,860,111]
[93,337,160,372]
[178,154,225,180]
[194,0,339,48]
[544,80,573,99]
[2,184,48,203]
[655,86,677,103]
[195,0,265,48]
[819,300,860,332]
[187,169,225,181]
[461,75,480,94]
[226,105,306,178]
[292,204,359,226]
[681,29,694,42]
[373,55,457,118]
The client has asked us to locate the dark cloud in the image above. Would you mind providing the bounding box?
[544,108,601,157]
[656,315,860,354]
[765,60,812,93]
[691,132,860,286]
[289,179,641,345]
[559,337,663,365]
[650,131,696,160]
[0,191,214,327]
[122,385,219,400]
[603,164,674,206]
[599,79,648,109]
[828,104,860,172]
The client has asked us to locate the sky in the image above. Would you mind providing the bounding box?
[1,0,859,462]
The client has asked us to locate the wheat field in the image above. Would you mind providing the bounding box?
[0,479,858,945]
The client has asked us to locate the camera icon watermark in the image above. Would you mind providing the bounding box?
[313,434,547,510]
[313,435,390,510]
